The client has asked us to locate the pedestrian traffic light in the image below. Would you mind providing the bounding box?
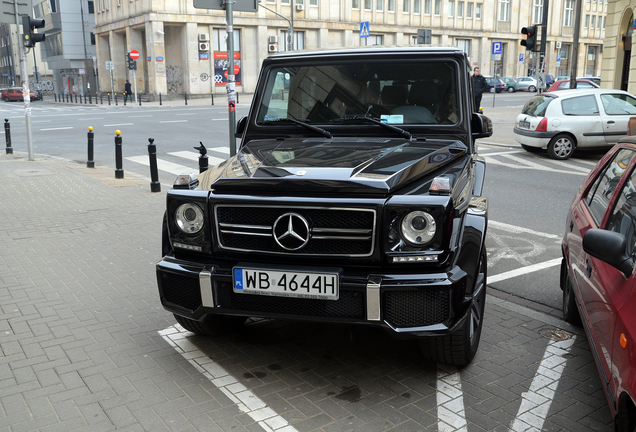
[22,16,45,48]
[520,25,537,51]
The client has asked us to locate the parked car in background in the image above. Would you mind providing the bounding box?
[546,79,600,92]
[561,140,636,430]
[554,75,569,82]
[485,76,506,93]
[1,87,40,102]
[578,76,601,86]
[516,76,538,92]
[530,74,555,88]
[513,88,636,159]
[501,77,519,92]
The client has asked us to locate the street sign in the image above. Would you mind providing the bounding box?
[193,0,257,11]
[129,50,140,60]
[519,53,524,63]
[492,41,502,55]
[105,61,114,70]
[360,22,369,38]
[556,53,561,67]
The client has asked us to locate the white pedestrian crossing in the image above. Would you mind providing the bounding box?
[126,148,231,177]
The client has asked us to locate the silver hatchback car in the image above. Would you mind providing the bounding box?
[516,76,538,92]
[513,88,636,159]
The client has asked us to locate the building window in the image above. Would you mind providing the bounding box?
[49,0,57,13]
[458,1,464,16]
[564,0,573,26]
[597,15,602,28]
[532,0,542,24]
[414,0,420,13]
[90,32,95,45]
[585,14,589,28]
[280,30,304,50]
[424,0,430,14]
[475,3,481,18]
[456,38,470,56]
[448,0,454,16]
[467,2,473,17]
[281,0,289,4]
[362,34,383,46]
[88,0,94,13]
[591,15,596,28]
[213,28,241,51]
[365,0,372,9]
[376,0,383,11]
[352,0,359,8]
[403,0,410,12]
[310,0,317,5]
[498,0,509,21]
[434,0,441,14]
[586,45,598,75]
[604,16,606,28]
[388,0,395,11]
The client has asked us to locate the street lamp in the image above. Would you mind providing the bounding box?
[258,1,293,51]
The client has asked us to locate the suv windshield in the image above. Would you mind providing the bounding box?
[521,95,553,117]
[257,59,460,126]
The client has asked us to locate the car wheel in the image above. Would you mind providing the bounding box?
[489,87,494,93]
[528,85,536,92]
[420,248,486,366]
[2,97,8,102]
[548,133,575,160]
[521,144,541,153]
[562,268,581,325]
[174,314,247,336]
[507,87,515,93]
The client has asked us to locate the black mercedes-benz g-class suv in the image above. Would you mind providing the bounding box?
[157,47,492,366]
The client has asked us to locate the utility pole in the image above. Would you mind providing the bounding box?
[570,0,583,89]
[15,4,33,160]
[80,0,90,97]
[225,0,237,156]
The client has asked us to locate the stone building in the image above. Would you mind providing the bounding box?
[601,1,636,91]
[93,0,607,97]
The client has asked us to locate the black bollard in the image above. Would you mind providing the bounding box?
[75,93,78,103]
[147,138,161,193]
[123,93,126,106]
[101,94,103,104]
[54,94,57,102]
[89,94,92,104]
[108,94,111,105]
[114,130,124,179]
[211,92,214,105]
[159,93,162,106]
[138,94,141,106]
[185,93,187,105]
[87,126,95,168]
[237,92,239,104]
[115,94,118,106]
[194,142,208,173]
[4,119,12,155]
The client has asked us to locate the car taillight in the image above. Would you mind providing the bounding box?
[536,118,548,132]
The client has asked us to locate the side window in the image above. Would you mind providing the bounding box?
[585,149,636,226]
[561,95,599,116]
[607,167,636,258]
[600,93,636,116]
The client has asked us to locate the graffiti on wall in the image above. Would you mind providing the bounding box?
[166,65,183,93]
[30,80,54,91]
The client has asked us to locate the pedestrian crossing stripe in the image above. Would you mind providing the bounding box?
[125,149,229,176]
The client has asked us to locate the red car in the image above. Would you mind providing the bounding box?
[561,140,636,429]
[546,78,600,92]
[1,87,41,102]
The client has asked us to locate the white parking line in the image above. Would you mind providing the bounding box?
[159,325,298,432]
[40,127,73,131]
[437,366,467,432]
[488,258,562,284]
[509,336,576,432]
[489,220,561,240]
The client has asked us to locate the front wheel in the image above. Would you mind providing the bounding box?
[174,314,247,336]
[562,269,581,325]
[420,249,487,366]
[528,85,537,92]
[2,97,8,102]
[507,87,515,93]
[489,87,495,93]
[548,133,575,160]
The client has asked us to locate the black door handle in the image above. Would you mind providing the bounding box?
[570,220,574,231]
[586,259,592,277]
[608,120,616,124]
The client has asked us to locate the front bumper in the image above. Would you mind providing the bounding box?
[156,257,472,339]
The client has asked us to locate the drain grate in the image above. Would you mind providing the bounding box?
[10,168,55,177]
[540,328,573,341]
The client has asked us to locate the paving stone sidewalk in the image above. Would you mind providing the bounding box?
[0,152,614,432]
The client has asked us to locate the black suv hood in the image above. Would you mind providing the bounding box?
[200,137,468,195]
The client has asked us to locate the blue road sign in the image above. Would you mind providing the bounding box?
[360,22,369,38]
[519,53,524,63]
[492,41,502,55]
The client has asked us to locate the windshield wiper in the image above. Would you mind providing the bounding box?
[337,116,412,140]
[265,118,332,139]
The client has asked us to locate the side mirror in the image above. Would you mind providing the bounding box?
[583,229,634,278]
[235,116,247,138]
[471,113,493,139]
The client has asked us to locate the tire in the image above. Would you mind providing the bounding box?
[547,133,575,160]
[562,269,581,325]
[174,314,247,336]
[507,87,515,93]
[521,144,541,153]
[420,249,487,367]
[2,97,8,102]
[489,87,494,93]
[528,85,536,92]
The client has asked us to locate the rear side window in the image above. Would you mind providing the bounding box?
[600,93,636,116]
[585,148,636,226]
[607,167,636,257]
[561,95,599,116]
[521,95,552,117]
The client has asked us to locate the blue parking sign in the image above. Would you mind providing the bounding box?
[492,42,502,55]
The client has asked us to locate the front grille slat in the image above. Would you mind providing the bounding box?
[215,205,376,256]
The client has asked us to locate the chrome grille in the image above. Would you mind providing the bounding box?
[215,205,376,256]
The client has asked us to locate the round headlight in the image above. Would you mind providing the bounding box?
[401,211,436,246]
[175,203,204,234]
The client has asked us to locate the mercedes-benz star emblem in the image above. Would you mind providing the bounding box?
[273,213,310,251]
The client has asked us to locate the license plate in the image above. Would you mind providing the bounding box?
[233,267,339,300]
[519,120,530,129]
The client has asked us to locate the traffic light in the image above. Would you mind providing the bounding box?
[520,25,537,51]
[127,53,137,70]
[416,29,432,44]
[22,16,45,48]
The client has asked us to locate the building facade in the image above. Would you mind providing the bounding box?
[36,0,98,97]
[601,1,636,92]
[94,0,607,96]
[0,23,52,91]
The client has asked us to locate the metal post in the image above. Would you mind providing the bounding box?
[114,130,124,179]
[211,92,214,105]
[115,93,118,105]
[159,93,162,105]
[138,94,141,106]
[225,0,237,156]
[87,126,94,168]
[195,142,208,173]
[185,92,188,105]
[123,92,126,105]
[108,93,111,105]
[148,138,161,192]
[55,94,57,102]
[15,1,34,160]
[4,119,12,154]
